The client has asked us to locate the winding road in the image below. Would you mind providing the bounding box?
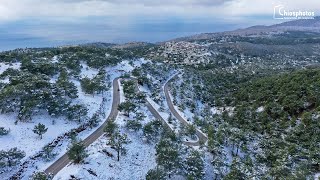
[44,74,207,177]
[44,78,121,176]
[164,74,208,144]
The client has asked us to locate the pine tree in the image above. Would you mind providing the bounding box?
[109,132,131,161]
[67,139,88,164]
[33,123,48,139]
[143,123,155,142]
[93,69,108,94]
[47,86,70,117]
[134,112,146,121]
[186,124,197,140]
[31,171,52,180]
[134,92,146,103]
[67,104,88,123]
[104,120,118,136]
[80,69,108,95]
[88,112,101,128]
[125,120,142,131]
[146,167,166,180]
[143,119,162,142]
[122,80,136,99]
[156,138,180,176]
[118,101,136,117]
[0,147,25,167]
[0,127,9,136]
[224,157,246,180]
[80,77,94,94]
[185,150,205,180]
[42,145,56,161]
[56,68,78,99]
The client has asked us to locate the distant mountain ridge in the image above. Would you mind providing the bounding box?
[171,16,320,42]
[273,16,320,27]
[50,17,320,49]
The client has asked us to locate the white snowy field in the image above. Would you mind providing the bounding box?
[0,62,21,84]
[54,118,157,180]
[55,137,156,180]
[0,113,78,157]
[0,58,149,179]
[54,73,158,180]
[0,62,21,74]
[53,61,217,180]
[0,62,114,179]
[0,58,148,152]
[0,61,106,157]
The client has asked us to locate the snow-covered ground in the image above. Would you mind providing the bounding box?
[0,62,21,74]
[0,114,78,157]
[54,127,157,180]
[48,59,216,180]
[80,63,99,79]
[0,58,150,179]
[54,71,157,180]
[0,63,113,179]
[0,62,21,84]
[0,62,105,156]
[139,85,170,120]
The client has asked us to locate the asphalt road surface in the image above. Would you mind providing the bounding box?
[44,78,120,176]
[164,74,208,143]
[45,74,208,177]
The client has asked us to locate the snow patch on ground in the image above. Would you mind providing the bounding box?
[256,106,264,113]
[204,152,215,180]
[54,82,157,180]
[211,106,234,116]
[211,107,223,115]
[52,56,59,63]
[80,63,99,79]
[71,79,107,117]
[54,130,156,180]
[0,114,77,157]
[0,62,21,74]
[0,77,10,83]
[0,59,152,179]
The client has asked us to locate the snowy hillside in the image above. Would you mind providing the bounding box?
[0,30,319,180]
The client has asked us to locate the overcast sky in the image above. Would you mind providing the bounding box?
[0,0,319,50]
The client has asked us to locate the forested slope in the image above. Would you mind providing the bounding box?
[207,68,320,179]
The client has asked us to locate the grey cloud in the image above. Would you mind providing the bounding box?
[58,0,234,6]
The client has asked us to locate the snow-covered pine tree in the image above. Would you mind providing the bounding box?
[33,123,48,139]
[146,166,166,180]
[56,68,78,99]
[88,112,101,128]
[155,138,180,177]
[0,147,25,167]
[125,120,142,132]
[67,104,88,123]
[109,132,131,161]
[67,139,88,164]
[118,101,136,117]
[104,120,118,136]
[42,145,57,161]
[31,171,52,180]
[185,150,205,180]
[0,127,10,136]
